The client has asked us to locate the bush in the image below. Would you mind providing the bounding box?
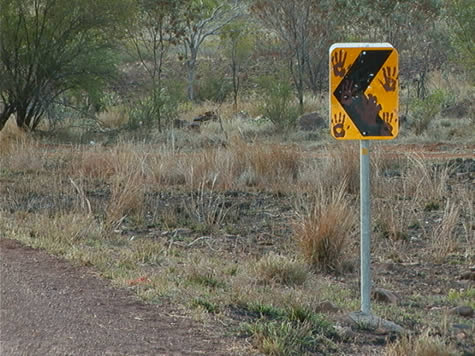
[195,62,233,103]
[258,75,299,131]
[411,89,447,135]
[128,86,181,131]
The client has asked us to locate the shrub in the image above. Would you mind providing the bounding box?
[258,75,299,131]
[411,89,446,135]
[195,62,232,103]
[128,87,180,132]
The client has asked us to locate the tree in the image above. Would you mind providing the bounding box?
[220,19,255,111]
[251,0,340,113]
[0,0,132,131]
[181,0,244,101]
[348,0,446,99]
[127,0,189,131]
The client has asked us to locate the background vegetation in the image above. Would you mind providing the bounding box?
[0,0,473,136]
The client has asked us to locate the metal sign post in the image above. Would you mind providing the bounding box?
[360,140,371,314]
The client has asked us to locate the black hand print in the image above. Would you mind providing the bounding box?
[332,50,347,78]
[340,79,356,106]
[378,66,398,92]
[381,112,397,136]
[332,112,349,138]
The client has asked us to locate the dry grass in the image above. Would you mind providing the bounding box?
[373,199,414,243]
[403,154,451,208]
[97,105,129,129]
[184,176,234,230]
[325,142,360,194]
[254,252,309,286]
[429,200,461,262]
[293,183,357,272]
[385,331,459,356]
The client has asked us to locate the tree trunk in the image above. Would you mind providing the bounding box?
[186,49,198,101]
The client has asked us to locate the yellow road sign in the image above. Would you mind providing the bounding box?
[329,43,399,140]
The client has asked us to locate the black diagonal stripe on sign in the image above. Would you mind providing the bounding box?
[333,49,392,136]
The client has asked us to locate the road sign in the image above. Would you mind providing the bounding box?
[329,43,399,140]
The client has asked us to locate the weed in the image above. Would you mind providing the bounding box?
[411,89,446,135]
[186,261,226,290]
[424,200,441,212]
[447,288,475,309]
[243,320,317,356]
[242,307,336,356]
[192,297,219,313]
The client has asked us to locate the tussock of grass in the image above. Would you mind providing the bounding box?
[241,303,336,356]
[0,117,28,154]
[97,106,129,129]
[254,253,309,286]
[404,154,452,206]
[385,331,459,356]
[430,200,461,262]
[293,184,357,272]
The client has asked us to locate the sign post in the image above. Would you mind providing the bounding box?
[360,139,371,315]
[329,43,403,330]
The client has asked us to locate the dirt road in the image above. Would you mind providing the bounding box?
[0,238,241,356]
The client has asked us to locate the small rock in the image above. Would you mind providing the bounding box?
[450,306,474,318]
[459,271,475,281]
[452,323,471,331]
[193,111,218,123]
[372,288,399,304]
[348,312,405,334]
[335,326,355,340]
[297,112,326,131]
[316,301,340,313]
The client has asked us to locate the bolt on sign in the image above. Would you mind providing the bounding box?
[329,43,399,140]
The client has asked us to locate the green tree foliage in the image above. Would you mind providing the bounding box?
[0,0,132,131]
[258,74,299,131]
[445,0,475,83]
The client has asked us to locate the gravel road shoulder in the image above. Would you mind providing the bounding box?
[0,238,243,356]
